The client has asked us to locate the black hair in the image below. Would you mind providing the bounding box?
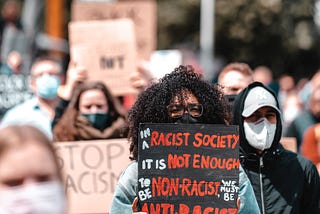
[128,65,230,160]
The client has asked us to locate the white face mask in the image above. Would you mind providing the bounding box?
[243,118,277,151]
[0,181,66,214]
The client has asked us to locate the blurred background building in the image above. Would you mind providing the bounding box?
[2,0,320,82]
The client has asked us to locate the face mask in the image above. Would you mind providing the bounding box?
[82,113,109,131]
[0,181,66,214]
[243,118,276,151]
[170,113,199,124]
[36,74,60,99]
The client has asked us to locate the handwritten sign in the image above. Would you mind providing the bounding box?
[71,0,156,60]
[69,19,138,96]
[55,138,131,214]
[138,123,240,213]
[0,74,33,118]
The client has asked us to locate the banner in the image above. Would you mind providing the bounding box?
[0,74,33,118]
[69,19,138,96]
[71,0,156,60]
[55,138,131,214]
[138,123,240,213]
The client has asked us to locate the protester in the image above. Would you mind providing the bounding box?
[0,0,27,73]
[301,123,320,174]
[217,62,253,96]
[253,65,279,95]
[53,81,128,142]
[277,74,295,106]
[0,50,22,74]
[232,81,320,213]
[0,57,64,139]
[298,69,320,107]
[285,85,320,150]
[52,62,88,128]
[281,91,304,134]
[0,125,66,213]
[110,65,260,213]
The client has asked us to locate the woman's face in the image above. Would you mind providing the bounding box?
[0,142,59,190]
[167,89,203,123]
[79,89,109,114]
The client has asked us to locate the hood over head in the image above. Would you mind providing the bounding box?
[232,82,282,155]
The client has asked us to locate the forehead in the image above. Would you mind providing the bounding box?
[79,89,107,103]
[220,71,250,83]
[32,60,60,76]
[0,142,57,183]
[171,89,199,104]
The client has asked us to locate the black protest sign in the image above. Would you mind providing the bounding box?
[0,74,33,117]
[138,123,240,214]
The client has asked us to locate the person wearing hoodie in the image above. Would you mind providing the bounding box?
[232,81,320,214]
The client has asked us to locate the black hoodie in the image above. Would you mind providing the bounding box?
[232,82,320,214]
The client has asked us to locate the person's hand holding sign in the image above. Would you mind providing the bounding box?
[58,62,88,100]
[132,197,147,214]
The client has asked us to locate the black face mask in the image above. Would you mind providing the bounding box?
[82,113,109,131]
[170,113,199,124]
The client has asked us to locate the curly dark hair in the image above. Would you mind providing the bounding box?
[128,65,231,160]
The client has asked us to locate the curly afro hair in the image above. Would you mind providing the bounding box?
[128,65,230,160]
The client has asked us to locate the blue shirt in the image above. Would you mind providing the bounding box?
[0,97,53,139]
[110,161,260,214]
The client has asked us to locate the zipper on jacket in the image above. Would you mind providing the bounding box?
[259,156,265,214]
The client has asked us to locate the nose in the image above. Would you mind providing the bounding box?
[90,105,99,113]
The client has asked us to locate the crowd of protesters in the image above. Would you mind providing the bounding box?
[0,1,320,214]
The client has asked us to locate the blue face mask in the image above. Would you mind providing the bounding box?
[82,113,110,131]
[36,74,60,99]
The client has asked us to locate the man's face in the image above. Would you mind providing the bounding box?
[30,60,62,95]
[219,71,252,95]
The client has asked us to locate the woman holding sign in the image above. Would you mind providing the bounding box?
[53,81,128,141]
[110,65,260,213]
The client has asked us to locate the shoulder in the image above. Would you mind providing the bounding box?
[282,149,318,173]
[117,161,138,188]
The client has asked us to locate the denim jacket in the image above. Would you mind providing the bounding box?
[110,161,260,214]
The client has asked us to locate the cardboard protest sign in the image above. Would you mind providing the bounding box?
[280,137,297,153]
[71,0,156,60]
[69,19,138,96]
[0,74,33,118]
[138,123,240,213]
[55,138,131,214]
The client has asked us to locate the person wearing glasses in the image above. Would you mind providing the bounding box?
[110,65,260,213]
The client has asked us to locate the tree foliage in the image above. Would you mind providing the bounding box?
[157,0,320,80]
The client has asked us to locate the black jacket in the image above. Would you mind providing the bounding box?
[232,82,320,214]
